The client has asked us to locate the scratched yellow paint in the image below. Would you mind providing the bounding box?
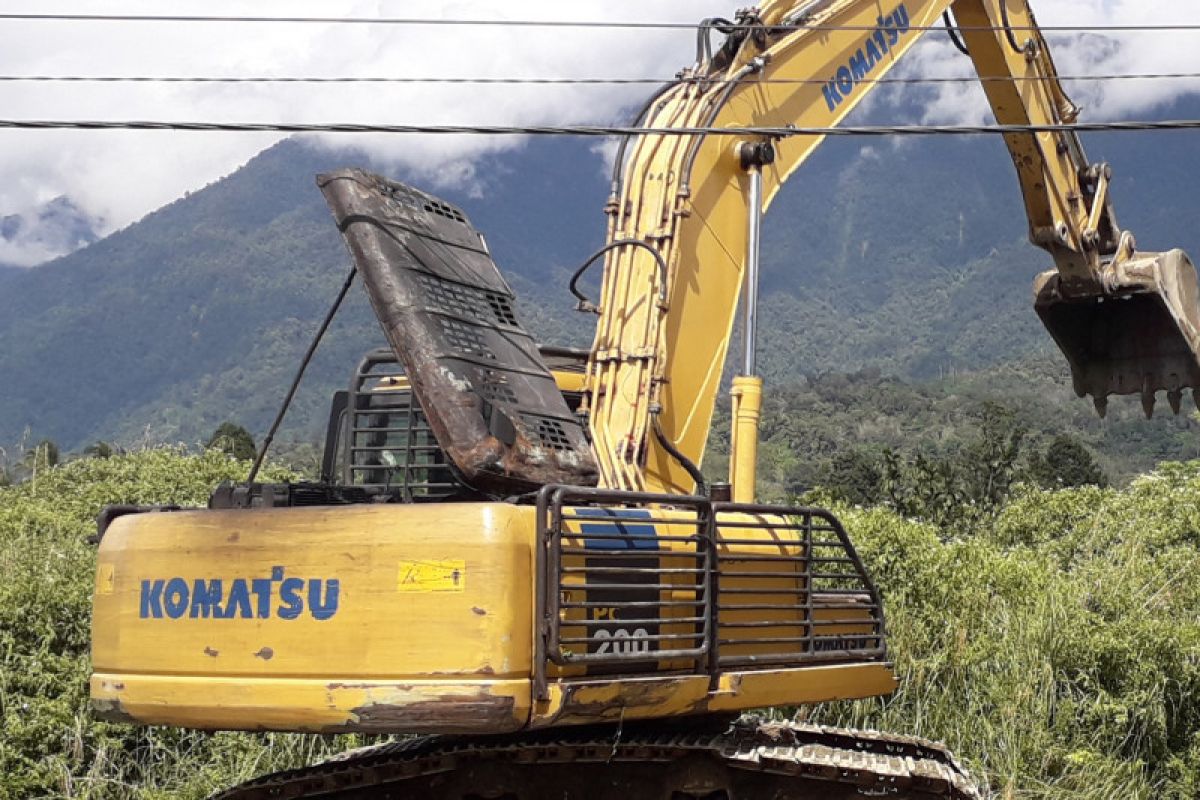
[397,559,466,592]
[95,563,115,595]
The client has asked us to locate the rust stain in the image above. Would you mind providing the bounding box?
[548,678,706,726]
[91,698,137,724]
[343,692,519,734]
[253,646,274,660]
[203,646,219,657]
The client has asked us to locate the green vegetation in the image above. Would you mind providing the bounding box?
[0,449,364,800]
[727,364,1193,502]
[3,448,1200,797]
[205,422,256,461]
[805,468,1200,798]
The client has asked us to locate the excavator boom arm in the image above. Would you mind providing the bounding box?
[585,0,1200,495]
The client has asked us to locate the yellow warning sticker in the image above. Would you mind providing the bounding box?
[96,563,115,595]
[397,560,466,592]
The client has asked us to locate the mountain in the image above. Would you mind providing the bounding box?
[0,195,100,268]
[2,97,1200,463]
[0,137,609,451]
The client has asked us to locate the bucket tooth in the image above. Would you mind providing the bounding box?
[1093,395,1108,418]
[1169,389,1183,415]
[1141,385,1156,419]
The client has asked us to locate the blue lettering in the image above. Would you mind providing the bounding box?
[836,66,854,95]
[251,578,273,619]
[225,579,253,619]
[883,14,900,46]
[190,579,222,618]
[308,579,340,621]
[164,577,189,619]
[865,38,883,68]
[822,4,911,110]
[822,81,842,111]
[849,49,870,82]
[277,578,305,620]
[873,28,889,54]
[138,569,339,621]
[140,579,164,618]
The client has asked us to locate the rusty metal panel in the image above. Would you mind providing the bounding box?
[318,169,597,494]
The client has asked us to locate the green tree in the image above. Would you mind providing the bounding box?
[206,422,257,461]
[882,449,970,527]
[83,440,117,459]
[823,448,883,506]
[23,439,58,473]
[961,402,1025,508]
[1028,434,1107,488]
[878,403,1027,527]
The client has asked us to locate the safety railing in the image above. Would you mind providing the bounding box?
[534,486,887,698]
[712,502,887,669]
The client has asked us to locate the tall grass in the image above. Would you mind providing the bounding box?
[0,450,368,800]
[2,450,1199,798]
[805,469,1200,798]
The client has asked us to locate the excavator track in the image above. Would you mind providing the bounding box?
[212,718,982,800]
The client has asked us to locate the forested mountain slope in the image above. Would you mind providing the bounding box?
[1,98,1198,464]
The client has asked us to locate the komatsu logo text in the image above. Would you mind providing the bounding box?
[139,567,340,621]
[822,4,911,112]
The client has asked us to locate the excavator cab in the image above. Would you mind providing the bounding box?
[1034,249,1200,417]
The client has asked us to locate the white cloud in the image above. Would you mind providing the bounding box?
[873,0,1200,125]
[0,0,1197,266]
[0,0,711,265]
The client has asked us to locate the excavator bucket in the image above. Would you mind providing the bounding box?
[1034,249,1200,417]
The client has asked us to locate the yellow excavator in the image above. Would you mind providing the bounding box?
[89,1,1200,797]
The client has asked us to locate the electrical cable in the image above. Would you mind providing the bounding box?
[2,13,1200,33]
[1,72,1196,86]
[3,119,1200,136]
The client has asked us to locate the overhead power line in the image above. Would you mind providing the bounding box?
[1,13,1199,33]
[0,72,1198,86]
[0,119,1198,136]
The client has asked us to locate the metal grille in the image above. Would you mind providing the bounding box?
[416,272,518,328]
[422,199,466,224]
[713,503,886,669]
[535,487,887,697]
[536,487,714,685]
[439,317,497,360]
[478,377,518,404]
[523,415,573,452]
[343,350,474,501]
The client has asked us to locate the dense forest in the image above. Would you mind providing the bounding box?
[3,448,1200,798]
